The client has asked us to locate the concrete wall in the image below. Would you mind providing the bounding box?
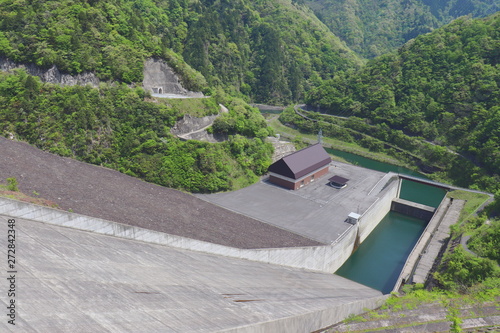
[0,172,401,276]
[393,197,453,291]
[391,198,435,222]
[0,196,357,274]
[219,294,389,333]
[143,58,203,97]
[358,178,399,243]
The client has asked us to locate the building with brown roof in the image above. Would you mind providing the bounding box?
[268,144,332,190]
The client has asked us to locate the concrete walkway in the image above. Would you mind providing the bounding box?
[412,198,465,284]
[0,214,385,332]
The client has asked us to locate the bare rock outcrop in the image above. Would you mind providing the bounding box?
[267,136,296,162]
[0,57,203,98]
[0,57,100,87]
[143,58,203,97]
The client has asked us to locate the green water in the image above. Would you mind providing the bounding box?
[336,212,428,294]
[326,148,424,177]
[259,108,283,114]
[399,179,446,208]
[327,147,446,206]
[328,147,446,293]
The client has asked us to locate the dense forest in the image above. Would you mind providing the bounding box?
[0,0,498,194]
[0,70,274,192]
[306,13,500,193]
[302,0,499,57]
[0,0,360,104]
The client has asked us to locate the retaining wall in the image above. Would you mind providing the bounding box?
[391,198,435,222]
[0,196,358,273]
[0,172,399,275]
[219,294,389,333]
[358,176,399,243]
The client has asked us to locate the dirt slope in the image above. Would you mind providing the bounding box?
[0,137,321,249]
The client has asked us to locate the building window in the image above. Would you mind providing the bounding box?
[300,180,305,188]
[311,175,315,182]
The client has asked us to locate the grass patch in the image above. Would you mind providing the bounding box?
[343,313,366,323]
[160,97,220,117]
[0,179,59,209]
[382,288,450,311]
[447,190,492,226]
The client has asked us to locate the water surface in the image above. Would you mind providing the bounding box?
[336,212,428,294]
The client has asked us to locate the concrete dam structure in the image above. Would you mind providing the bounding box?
[0,172,458,332]
[0,138,462,332]
[391,198,436,222]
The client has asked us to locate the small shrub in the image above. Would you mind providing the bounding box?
[344,313,366,323]
[6,177,19,192]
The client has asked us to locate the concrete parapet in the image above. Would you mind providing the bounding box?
[218,294,389,333]
[359,174,399,243]
[0,196,357,273]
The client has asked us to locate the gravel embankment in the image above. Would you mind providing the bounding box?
[0,137,322,249]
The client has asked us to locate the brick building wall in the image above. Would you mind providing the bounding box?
[269,166,330,190]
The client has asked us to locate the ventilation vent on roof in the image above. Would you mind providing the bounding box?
[347,212,361,224]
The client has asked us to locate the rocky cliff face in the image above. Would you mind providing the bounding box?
[0,57,203,97]
[0,57,100,87]
[142,58,203,97]
[267,137,296,162]
[171,105,227,143]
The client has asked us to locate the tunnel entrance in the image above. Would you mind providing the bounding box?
[152,87,163,94]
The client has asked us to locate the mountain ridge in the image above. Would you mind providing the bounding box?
[303,0,499,58]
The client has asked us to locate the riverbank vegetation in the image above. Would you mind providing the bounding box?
[388,193,500,332]
[267,114,407,167]
[0,70,273,193]
[344,196,500,332]
[277,106,498,191]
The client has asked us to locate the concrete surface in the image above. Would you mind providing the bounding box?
[197,162,392,244]
[143,58,203,97]
[0,214,386,333]
[0,137,320,249]
[0,196,353,273]
[396,198,465,288]
[391,198,436,222]
[412,198,465,284]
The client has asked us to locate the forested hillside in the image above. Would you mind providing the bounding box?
[0,70,274,192]
[0,0,360,104]
[302,0,499,58]
[306,13,500,192]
